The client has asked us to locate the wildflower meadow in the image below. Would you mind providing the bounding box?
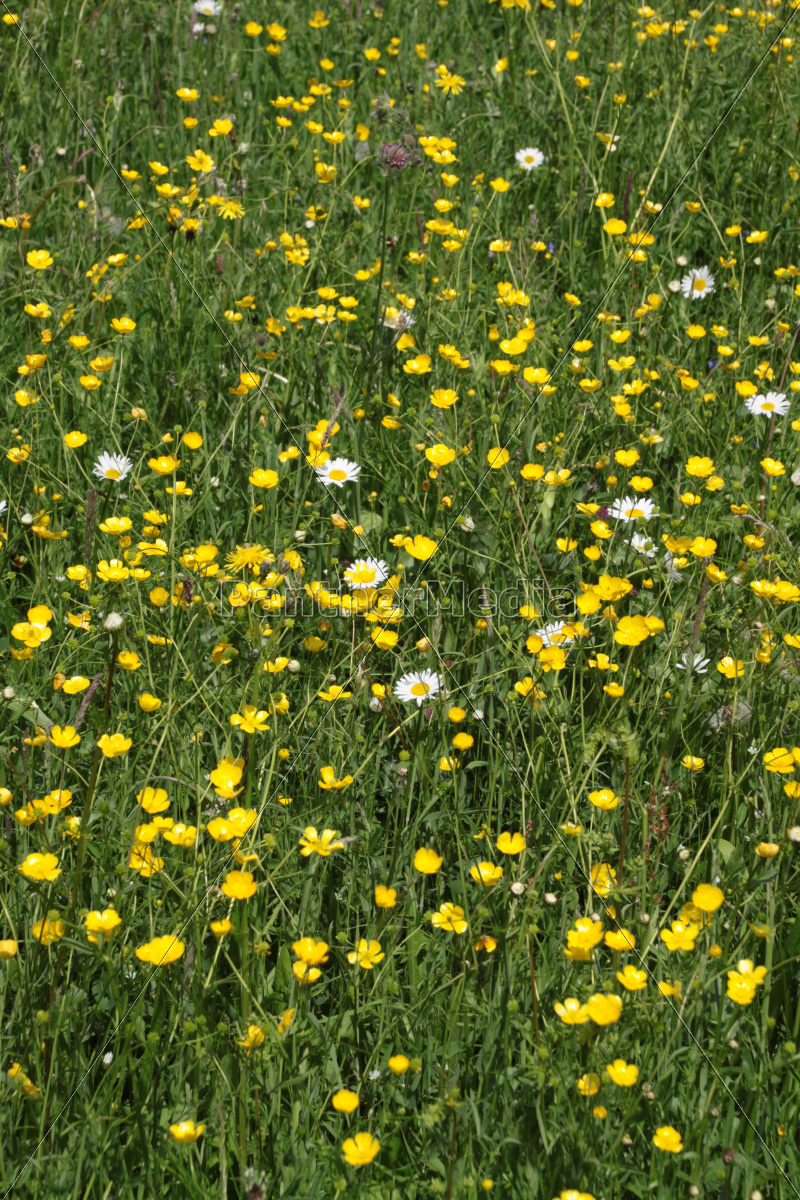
[3,0,800,1196]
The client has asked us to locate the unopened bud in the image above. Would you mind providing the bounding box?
[103,612,124,632]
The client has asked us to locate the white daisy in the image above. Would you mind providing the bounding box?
[663,552,684,581]
[515,147,545,171]
[677,651,710,674]
[383,309,416,331]
[92,451,133,482]
[394,669,442,707]
[535,621,573,648]
[609,495,656,522]
[680,266,715,301]
[194,0,222,14]
[315,457,361,488]
[0,500,7,517]
[745,392,789,416]
[628,532,657,558]
[344,558,389,590]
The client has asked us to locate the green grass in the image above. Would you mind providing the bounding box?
[2,0,800,1196]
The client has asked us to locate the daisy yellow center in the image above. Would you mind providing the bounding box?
[105,468,121,479]
[352,567,375,581]
[693,279,706,292]
[762,402,775,411]
[627,506,644,517]
[410,682,430,697]
[329,469,347,481]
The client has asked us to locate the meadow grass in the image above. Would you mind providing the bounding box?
[2,0,800,1197]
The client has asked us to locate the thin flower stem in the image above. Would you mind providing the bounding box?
[365,175,391,397]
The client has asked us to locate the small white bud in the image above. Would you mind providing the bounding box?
[103,612,125,632]
[287,659,301,673]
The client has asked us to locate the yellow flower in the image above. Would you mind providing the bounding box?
[488,828,523,858]
[210,919,232,938]
[616,964,647,991]
[413,847,443,874]
[430,388,458,408]
[110,316,136,333]
[717,656,745,679]
[292,937,329,965]
[237,1025,266,1054]
[388,1054,410,1075]
[97,733,132,757]
[332,1089,360,1113]
[652,1126,683,1153]
[221,870,257,900]
[606,1058,639,1087]
[588,788,619,810]
[577,1072,601,1096]
[85,908,122,943]
[691,883,724,912]
[49,725,80,749]
[431,903,468,934]
[342,1131,380,1167]
[148,454,180,475]
[604,927,635,951]
[375,885,397,908]
[18,852,61,882]
[470,861,503,886]
[135,935,185,965]
[685,455,714,477]
[299,827,345,857]
[487,447,510,469]
[169,1120,206,1143]
[590,863,616,895]
[554,998,590,1025]
[33,915,65,945]
[585,993,623,1025]
[402,534,438,560]
[347,938,385,969]
[229,705,270,734]
[318,766,353,790]
[249,468,279,489]
[26,249,53,270]
[660,920,698,951]
[403,354,432,375]
[0,940,18,959]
